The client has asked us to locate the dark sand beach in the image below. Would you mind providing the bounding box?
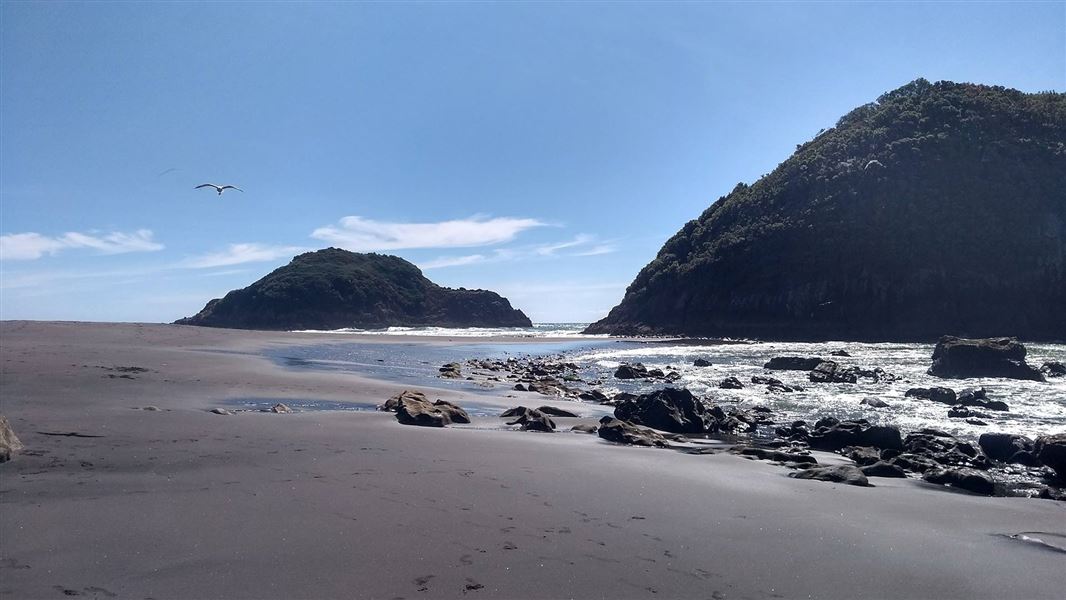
[1,321,1064,599]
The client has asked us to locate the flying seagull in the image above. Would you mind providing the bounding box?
[195,183,244,196]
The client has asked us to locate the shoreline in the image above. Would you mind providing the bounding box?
[2,321,1065,599]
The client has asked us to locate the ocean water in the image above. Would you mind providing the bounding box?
[277,324,1066,441]
[290,322,602,338]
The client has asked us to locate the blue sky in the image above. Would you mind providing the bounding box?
[2,1,1064,324]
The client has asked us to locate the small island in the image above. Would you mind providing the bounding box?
[175,248,532,330]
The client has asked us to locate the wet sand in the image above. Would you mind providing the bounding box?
[1,321,1064,599]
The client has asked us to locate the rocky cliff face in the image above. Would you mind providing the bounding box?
[586,80,1065,341]
[176,248,532,330]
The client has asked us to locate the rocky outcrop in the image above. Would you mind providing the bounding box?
[927,337,1044,381]
[584,80,1066,341]
[613,388,714,434]
[614,363,649,379]
[1041,361,1065,377]
[0,415,23,463]
[808,361,858,384]
[176,248,532,330]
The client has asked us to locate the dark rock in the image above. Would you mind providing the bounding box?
[570,424,598,434]
[577,389,609,403]
[947,406,989,419]
[1041,361,1066,377]
[535,406,580,418]
[965,418,988,426]
[209,408,232,415]
[831,349,852,357]
[791,465,870,487]
[612,392,638,404]
[718,376,744,390]
[270,403,293,414]
[861,461,907,478]
[1035,434,1066,479]
[842,446,882,466]
[978,433,1034,463]
[903,431,991,470]
[513,383,528,392]
[763,357,823,371]
[596,416,669,447]
[923,468,995,495]
[0,415,23,463]
[176,248,532,330]
[906,387,957,404]
[614,388,713,434]
[809,361,858,384]
[614,363,649,379]
[433,400,471,424]
[439,363,463,379]
[808,420,902,451]
[927,336,1045,381]
[693,358,712,367]
[505,407,555,432]
[735,447,817,466]
[860,397,889,408]
[888,454,939,473]
[955,387,1009,412]
[751,375,783,386]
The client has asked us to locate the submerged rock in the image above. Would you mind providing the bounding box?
[718,376,744,389]
[808,361,858,384]
[693,358,712,367]
[905,387,957,405]
[614,363,650,379]
[927,336,1044,381]
[1041,361,1066,378]
[860,397,890,408]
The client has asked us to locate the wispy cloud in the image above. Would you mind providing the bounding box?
[420,234,617,269]
[418,254,489,270]
[181,243,309,269]
[0,229,163,261]
[311,215,545,251]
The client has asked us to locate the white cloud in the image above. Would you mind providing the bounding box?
[574,243,618,257]
[311,215,544,251]
[182,243,309,269]
[535,234,594,256]
[418,254,488,270]
[0,229,163,261]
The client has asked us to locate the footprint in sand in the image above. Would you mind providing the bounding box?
[412,574,435,592]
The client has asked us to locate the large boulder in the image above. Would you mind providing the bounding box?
[380,390,428,412]
[0,415,23,463]
[1035,434,1066,479]
[903,429,991,470]
[613,388,714,434]
[927,336,1045,381]
[596,417,669,447]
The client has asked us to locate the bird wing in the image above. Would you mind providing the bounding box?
[220,185,244,192]
[195,183,220,190]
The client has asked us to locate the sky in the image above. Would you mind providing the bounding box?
[2,1,1064,324]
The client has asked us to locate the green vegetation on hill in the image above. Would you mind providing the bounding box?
[586,80,1066,340]
[176,248,532,330]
